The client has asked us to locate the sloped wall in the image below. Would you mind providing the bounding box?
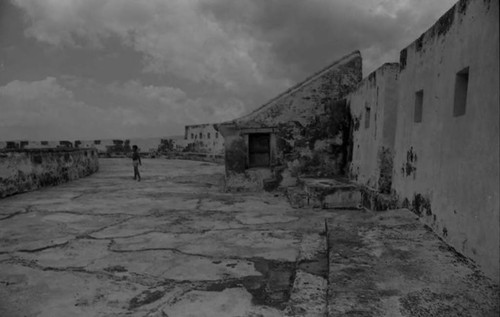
[220,51,362,190]
[0,148,99,198]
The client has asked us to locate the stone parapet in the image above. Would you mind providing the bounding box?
[0,148,99,198]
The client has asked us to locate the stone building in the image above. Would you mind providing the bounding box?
[184,123,224,154]
[215,0,498,282]
[217,51,362,191]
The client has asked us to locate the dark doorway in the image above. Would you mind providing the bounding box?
[248,133,270,168]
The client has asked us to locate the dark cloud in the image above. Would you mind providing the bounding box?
[1,0,457,140]
[201,0,456,78]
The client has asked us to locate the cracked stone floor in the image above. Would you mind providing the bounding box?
[0,158,498,317]
[0,159,332,317]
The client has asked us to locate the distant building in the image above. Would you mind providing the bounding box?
[184,124,224,155]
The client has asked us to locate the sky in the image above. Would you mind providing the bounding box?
[0,0,457,141]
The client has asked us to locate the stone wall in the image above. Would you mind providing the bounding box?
[0,148,99,198]
[348,63,399,193]
[391,0,498,281]
[219,51,362,191]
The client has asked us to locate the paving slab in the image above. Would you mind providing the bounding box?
[2,158,496,316]
[0,158,329,316]
[0,263,148,317]
[326,209,500,316]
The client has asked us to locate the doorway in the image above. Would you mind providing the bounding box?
[248,133,270,168]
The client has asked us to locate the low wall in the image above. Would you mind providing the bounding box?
[0,148,99,198]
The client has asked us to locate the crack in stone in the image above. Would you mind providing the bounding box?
[108,244,215,260]
[107,242,283,266]
[36,209,140,217]
[15,241,70,253]
[87,230,158,240]
[5,255,157,287]
[0,205,35,221]
[81,216,138,236]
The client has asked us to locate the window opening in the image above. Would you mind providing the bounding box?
[453,67,469,117]
[365,107,371,129]
[414,90,424,123]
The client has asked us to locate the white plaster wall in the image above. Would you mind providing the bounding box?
[392,0,499,281]
[349,64,398,191]
[185,124,224,154]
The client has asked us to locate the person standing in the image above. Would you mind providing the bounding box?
[132,145,141,181]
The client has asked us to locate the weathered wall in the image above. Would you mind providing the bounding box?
[184,124,225,155]
[219,51,362,190]
[348,63,399,193]
[0,148,99,198]
[392,0,499,281]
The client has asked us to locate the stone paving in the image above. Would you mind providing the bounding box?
[0,158,498,317]
[0,159,331,316]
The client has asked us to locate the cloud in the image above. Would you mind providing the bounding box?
[0,77,115,139]
[11,0,281,93]
[5,0,457,140]
[105,79,246,125]
[200,0,457,76]
[0,76,246,140]
[12,0,456,85]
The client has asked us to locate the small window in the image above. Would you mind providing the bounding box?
[216,132,219,138]
[414,90,424,123]
[365,107,371,129]
[41,141,48,146]
[94,140,101,145]
[199,132,203,139]
[453,67,469,117]
[6,142,18,149]
[191,133,194,139]
[207,132,211,139]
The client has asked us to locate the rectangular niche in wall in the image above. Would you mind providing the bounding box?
[248,133,270,168]
[414,89,424,123]
[365,107,371,129]
[453,67,469,117]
